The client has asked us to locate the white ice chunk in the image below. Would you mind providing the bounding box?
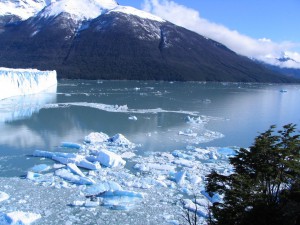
[0,211,41,225]
[30,164,51,173]
[182,199,208,218]
[128,116,138,121]
[84,182,123,196]
[174,171,186,186]
[173,159,194,168]
[172,150,195,160]
[67,163,85,177]
[0,191,9,202]
[185,116,205,124]
[108,133,134,147]
[84,132,109,144]
[53,155,101,170]
[26,171,54,183]
[0,67,57,100]
[178,129,197,137]
[96,149,126,168]
[134,163,176,173]
[33,150,101,170]
[189,175,202,185]
[209,151,218,160]
[55,169,95,185]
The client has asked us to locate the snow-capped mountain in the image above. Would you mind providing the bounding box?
[0,0,296,82]
[37,0,118,20]
[0,0,49,24]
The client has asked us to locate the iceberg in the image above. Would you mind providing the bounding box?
[95,149,126,168]
[0,67,57,100]
[84,132,109,144]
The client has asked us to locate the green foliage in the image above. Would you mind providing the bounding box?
[206,124,300,225]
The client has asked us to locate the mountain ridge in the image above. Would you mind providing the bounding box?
[0,0,297,82]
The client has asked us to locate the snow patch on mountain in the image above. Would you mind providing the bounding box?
[0,0,49,21]
[38,0,118,20]
[0,68,57,100]
[109,6,165,22]
[262,51,300,69]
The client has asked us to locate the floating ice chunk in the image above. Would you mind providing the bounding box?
[172,150,195,160]
[178,129,197,137]
[0,191,9,202]
[96,149,126,168]
[201,191,223,204]
[60,142,81,149]
[173,159,194,168]
[108,133,134,147]
[71,200,85,207]
[33,150,101,170]
[174,171,186,186]
[84,182,123,196]
[67,163,85,177]
[55,169,95,185]
[185,116,204,124]
[0,211,41,225]
[26,171,54,183]
[134,163,176,173]
[209,151,218,160]
[84,132,109,144]
[189,175,202,185]
[53,155,101,170]
[103,190,144,198]
[101,191,145,211]
[128,116,138,121]
[182,199,208,218]
[84,199,100,207]
[33,150,76,159]
[77,159,101,170]
[120,152,136,159]
[30,164,51,173]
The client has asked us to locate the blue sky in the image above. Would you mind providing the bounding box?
[118,0,299,43]
[117,0,300,68]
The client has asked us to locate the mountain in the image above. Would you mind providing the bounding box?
[0,0,50,25]
[0,0,296,82]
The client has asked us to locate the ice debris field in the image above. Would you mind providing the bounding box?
[0,130,236,224]
[0,68,57,100]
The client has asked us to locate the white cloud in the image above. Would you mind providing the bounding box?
[142,0,300,69]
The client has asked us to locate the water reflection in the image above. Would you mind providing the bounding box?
[0,85,57,123]
[0,86,57,149]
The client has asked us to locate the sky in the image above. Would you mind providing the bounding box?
[117,0,300,68]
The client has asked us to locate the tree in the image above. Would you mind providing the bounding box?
[205,124,300,225]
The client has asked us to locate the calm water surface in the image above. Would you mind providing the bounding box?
[0,80,299,177]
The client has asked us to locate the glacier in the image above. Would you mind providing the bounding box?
[0,67,57,100]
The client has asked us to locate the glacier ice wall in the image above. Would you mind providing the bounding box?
[0,67,57,100]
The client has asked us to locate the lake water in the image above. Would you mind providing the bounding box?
[0,80,300,177]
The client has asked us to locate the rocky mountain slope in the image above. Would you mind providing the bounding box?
[0,0,295,82]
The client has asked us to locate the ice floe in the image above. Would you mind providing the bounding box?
[0,191,9,202]
[43,102,199,116]
[128,115,138,121]
[0,128,238,224]
[0,211,41,225]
